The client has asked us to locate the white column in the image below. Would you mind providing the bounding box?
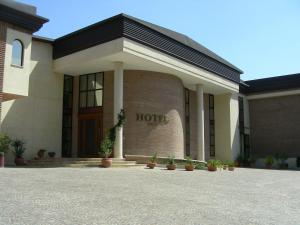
[196,84,205,161]
[113,62,124,159]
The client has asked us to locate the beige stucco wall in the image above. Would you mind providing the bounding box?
[189,91,210,160]
[3,27,32,96]
[215,93,240,161]
[1,40,63,163]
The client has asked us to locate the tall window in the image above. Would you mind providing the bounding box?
[79,73,103,108]
[11,39,23,66]
[209,95,215,157]
[239,97,245,133]
[62,75,73,157]
[185,89,190,156]
[239,96,250,158]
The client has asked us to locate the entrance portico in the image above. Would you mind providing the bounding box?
[52,14,242,162]
[54,38,240,162]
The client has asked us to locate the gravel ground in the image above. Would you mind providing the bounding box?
[0,167,300,225]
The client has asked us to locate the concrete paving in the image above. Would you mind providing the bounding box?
[0,167,299,225]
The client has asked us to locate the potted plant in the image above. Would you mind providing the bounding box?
[185,157,194,171]
[275,153,288,169]
[207,159,221,171]
[48,152,56,158]
[0,134,11,168]
[166,156,176,170]
[265,155,274,169]
[227,161,235,171]
[99,109,125,168]
[11,139,26,166]
[223,163,228,170]
[100,136,113,168]
[147,152,157,169]
[36,149,47,159]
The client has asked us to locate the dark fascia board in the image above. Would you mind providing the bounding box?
[243,73,300,94]
[53,14,241,83]
[239,80,249,94]
[0,4,48,32]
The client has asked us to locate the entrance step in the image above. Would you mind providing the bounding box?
[26,158,139,168]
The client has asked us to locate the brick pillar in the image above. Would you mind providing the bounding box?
[0,22,7,132]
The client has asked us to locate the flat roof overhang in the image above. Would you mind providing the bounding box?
[53,14,242,84]
[0,3,49,33]
[54,38,239,94]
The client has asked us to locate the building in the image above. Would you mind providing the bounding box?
[0,1,299,167]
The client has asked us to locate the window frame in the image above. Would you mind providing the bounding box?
[11,39,24,67]
[79,72,104,110]
[62,75,74,157]
[184,88,190,157]
[209,94,215,157]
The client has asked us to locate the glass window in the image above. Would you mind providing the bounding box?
[88,74,95,90]
[209,94,215,157]
[96,73,103,89]
[80,76,87,91]
[62,75,73,157]
[185,89,190,157]
[95,90,103,106]
[87,92,95,107]
[79,73,103,108]
[80,92,87,108]
[11,39,23,66]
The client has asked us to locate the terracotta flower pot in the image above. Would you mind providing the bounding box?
[101,158,112,168]
[0,152,4,168]
[228,166,235,171]
[166,164,176,170]
[207,165,217,171]
[185,164,194,171]
[37,149,46,159]
[147,162,156,169]
[15,157,25,166]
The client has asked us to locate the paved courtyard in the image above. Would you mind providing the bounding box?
[0,167,299,225]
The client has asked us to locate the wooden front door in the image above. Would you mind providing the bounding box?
[78,111,102,157]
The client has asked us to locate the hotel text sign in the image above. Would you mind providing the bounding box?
[136,113,169,125]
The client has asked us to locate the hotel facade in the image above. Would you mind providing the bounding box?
[1,1,299,167]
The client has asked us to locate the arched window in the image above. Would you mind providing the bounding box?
[11,39,23,67]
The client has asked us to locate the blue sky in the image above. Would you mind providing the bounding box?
[21,0,300,80]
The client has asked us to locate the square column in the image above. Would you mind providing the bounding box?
[214,93,240,161]
[196,84,205,161]
[113,62,124,158]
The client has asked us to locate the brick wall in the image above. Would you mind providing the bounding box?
[103,70,186,158]
[249,94,300,157]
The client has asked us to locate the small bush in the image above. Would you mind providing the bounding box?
[265,155,274,166]
[150,152,158,163]
[185,156,193,166]
[0,134,11,153]
[11,139,26,158]
[167,155,175,165]
[195,163,206,170]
